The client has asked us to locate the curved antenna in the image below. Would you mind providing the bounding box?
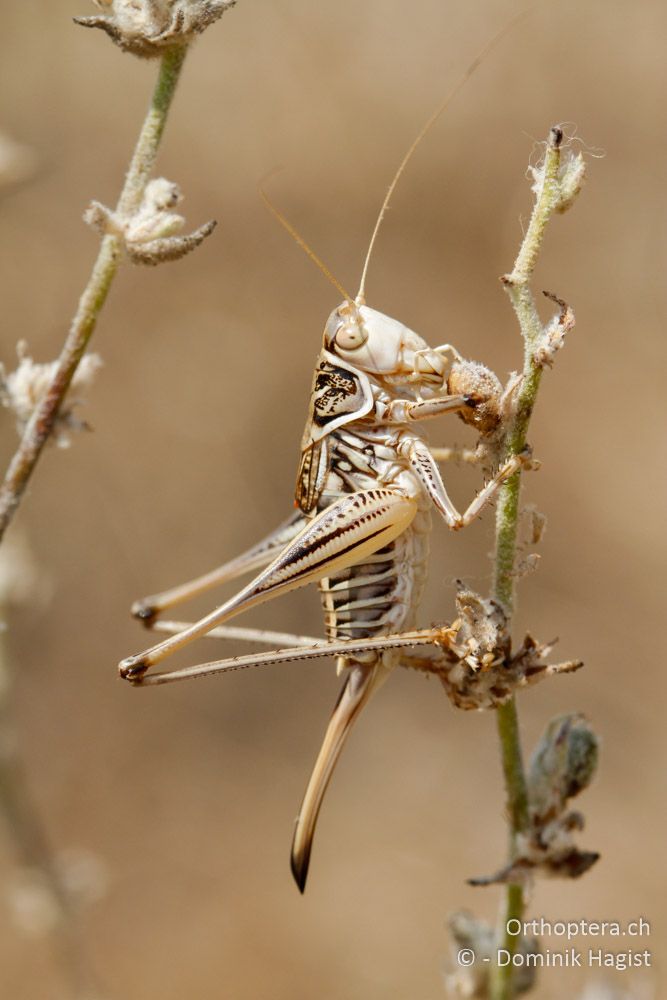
[356,8,532,302]
[260,184,354,304]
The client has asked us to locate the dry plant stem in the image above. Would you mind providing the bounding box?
[0,44,188,544]
[489,128,563,1000]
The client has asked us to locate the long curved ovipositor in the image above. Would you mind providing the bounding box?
[290,661,383,893]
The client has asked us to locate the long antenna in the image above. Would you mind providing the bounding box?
[356,9,531,302]
[260,184,354,303]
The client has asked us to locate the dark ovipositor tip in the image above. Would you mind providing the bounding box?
[290,850,309,894]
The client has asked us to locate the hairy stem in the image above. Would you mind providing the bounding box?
[489,127,564,1000]
[0,44,188,544]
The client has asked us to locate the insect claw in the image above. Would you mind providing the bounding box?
[119,656,148,682]
[131,600,158,626]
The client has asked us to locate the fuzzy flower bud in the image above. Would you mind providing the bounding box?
[0,344,102,448]
[85,178,215,265]
[75,0,237,58]
[556,151,586,214]
[530,144,586,215]
[125,177,185,242]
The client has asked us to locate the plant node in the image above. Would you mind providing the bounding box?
[74,0,237,58]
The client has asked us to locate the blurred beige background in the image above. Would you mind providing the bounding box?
[0,1,665,998]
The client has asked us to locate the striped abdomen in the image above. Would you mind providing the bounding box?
[316,426,430,644]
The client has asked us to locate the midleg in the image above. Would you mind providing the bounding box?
[400,436,528,529]
[430,444,485,465]
[457,453,526,525]
[120,489,418,680]
[150,620,322,649]
[132,510,307,623]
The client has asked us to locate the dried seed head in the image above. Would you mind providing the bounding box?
[0,344,102,448]
[529,713,599,816]
[469,713,602,883]
[445,911,494,997]
[445,911,538,997]
[420,587,583,711]
[74,0,237,58]
[454,585,507,664]
[447,360,503,436]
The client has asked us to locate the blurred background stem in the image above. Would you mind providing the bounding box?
[0,43,188,545]
[0,42,190,999]
[0,610,102,998]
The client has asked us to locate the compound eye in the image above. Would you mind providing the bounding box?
[324,311,340,343]
[335,322,368,351]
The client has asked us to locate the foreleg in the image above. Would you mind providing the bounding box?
[383,393,474,423]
